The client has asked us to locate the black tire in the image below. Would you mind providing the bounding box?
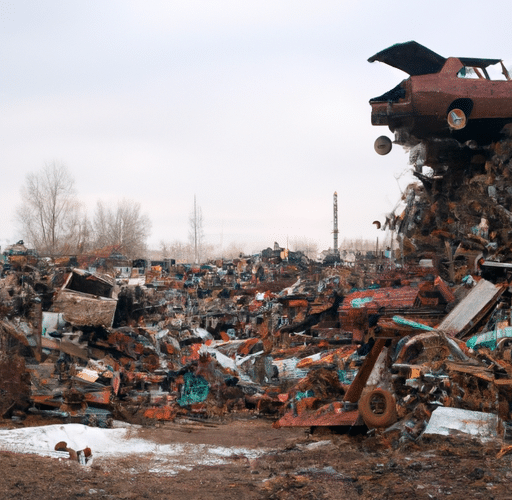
[358,388,397,428]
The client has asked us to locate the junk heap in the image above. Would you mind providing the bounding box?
[2,231,512,444]
[4,42,512,444]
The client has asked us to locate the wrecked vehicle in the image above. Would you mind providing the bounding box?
[368,40,512,148]
[50,269,118,329]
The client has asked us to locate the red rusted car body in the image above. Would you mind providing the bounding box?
[369,41,512,144]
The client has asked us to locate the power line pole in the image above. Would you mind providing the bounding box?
[333,191,339,256]
[194,195,198,264]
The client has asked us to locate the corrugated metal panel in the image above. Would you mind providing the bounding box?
[341,286,419,310]
[437,279,505,338]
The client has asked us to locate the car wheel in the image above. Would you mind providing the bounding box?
[358,388,397,428]
[374,136,392,155]
[447,108,467,130]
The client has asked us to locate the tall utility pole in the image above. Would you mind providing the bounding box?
[189,195,203,264]
[194,195,198,264]
[333,191,339,255]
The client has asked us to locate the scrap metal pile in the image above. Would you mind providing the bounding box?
[3,42,512,445]
[2,234,512,445]
[0,243,348,427]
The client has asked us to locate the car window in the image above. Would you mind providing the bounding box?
[457,64,510,81]
[457,67,483,79]
[486,62,510,81]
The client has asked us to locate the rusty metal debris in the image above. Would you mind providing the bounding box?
[1,235,512,446]
[3,44,512,451]
[55,440,93,464]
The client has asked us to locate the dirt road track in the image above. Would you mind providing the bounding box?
[1,418,512,499]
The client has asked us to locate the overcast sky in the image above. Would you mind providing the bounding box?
[2,1,512,255]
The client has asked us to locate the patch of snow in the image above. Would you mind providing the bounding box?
[0,424,267,476]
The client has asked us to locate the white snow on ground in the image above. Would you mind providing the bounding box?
[0,423,267,475]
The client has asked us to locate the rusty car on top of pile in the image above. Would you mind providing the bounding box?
[368,41,512,152]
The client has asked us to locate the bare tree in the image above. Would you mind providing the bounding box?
[160,240,170,259]
[290,237,319,260]
[159,239,196,263]
[339,237,374,252]
[172,240,193,263]
[221,241,246,259]
[200,242,215,262]
[93,199,151,258]
[58,212,92,255]
[75,214,92,254]
[188,196,204,264]
[15,162,84,256]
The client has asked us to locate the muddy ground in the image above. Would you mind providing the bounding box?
[0,417,512,499]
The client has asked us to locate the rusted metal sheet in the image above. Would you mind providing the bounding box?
[41,336,60,350]
[59,338,89,360]
[144,406,177,421]
[287,299,309,308]
[237,337,261,356]
[437,279,505,338]
[31,394,61,407]
[416,277,455,308]
[104,330,147,358]
[296,345,357,369]
[339,308,367,333]
[341,286,419,311]
[276,402,362,427]
[444,361,494,382]
[434,276,456,303]
[84,388,112,405]
[309,302,333,315]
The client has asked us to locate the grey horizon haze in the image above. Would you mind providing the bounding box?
[2,1,511,254]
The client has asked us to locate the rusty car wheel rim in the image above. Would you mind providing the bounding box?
[368,392,387,415]
[447,108,467,130]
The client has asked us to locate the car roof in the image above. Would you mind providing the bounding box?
[457,57,502,69]
[368,41,502,76]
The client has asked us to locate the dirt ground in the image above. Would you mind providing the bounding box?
[1,416,512,499]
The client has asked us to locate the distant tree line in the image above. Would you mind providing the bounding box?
[158,239,247,264]
[15,162,378,264]
[339,237,379,253]
[15,162,151,259]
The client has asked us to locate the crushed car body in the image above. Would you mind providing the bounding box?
[369,40,512,147]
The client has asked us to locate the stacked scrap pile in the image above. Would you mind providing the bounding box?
[271,130,512,437]
[397,130,512,282]
[0,246,361,426]
[4,227,512,444]
[274,275,512,441]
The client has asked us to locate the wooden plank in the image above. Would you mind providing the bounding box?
[60,339,89,360]
[444,361,494,382]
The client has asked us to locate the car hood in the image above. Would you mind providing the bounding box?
[368,41,446,76]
